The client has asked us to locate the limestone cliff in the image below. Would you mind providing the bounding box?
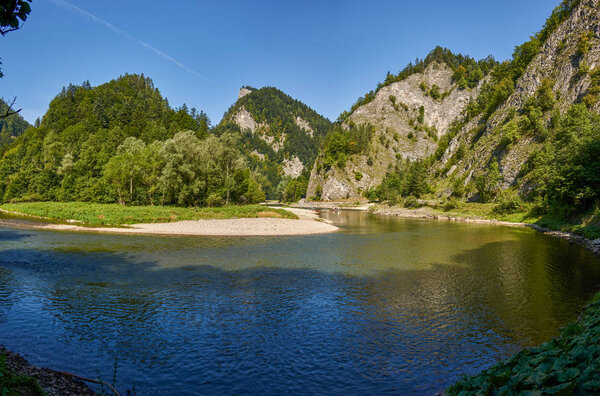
[435,0,600,197]
[307,61,485,200]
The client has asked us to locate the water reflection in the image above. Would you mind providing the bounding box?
[0,212,599,394]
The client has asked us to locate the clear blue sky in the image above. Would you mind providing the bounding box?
[1,0,559,125]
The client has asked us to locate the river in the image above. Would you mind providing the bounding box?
[0,211,599,394]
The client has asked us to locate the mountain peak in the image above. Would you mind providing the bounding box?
[238,87,253,100]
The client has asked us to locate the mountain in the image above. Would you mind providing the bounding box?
[0,98,32,152]
[307,47,496,200]
[308,0,599,210]
[215,86,332,198]
[431,0,599,201]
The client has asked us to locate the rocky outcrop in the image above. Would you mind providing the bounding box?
[295,116,314,137]
[308,62,483,200]
[436,0,600,193]
[282,155,304,178]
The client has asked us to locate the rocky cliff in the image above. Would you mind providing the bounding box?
[307,60,485,200]
[308,0,600,202]
[434,0,600,197]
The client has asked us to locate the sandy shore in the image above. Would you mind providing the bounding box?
[0,208,338,236]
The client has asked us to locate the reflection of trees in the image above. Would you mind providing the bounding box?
[1,220,600,394]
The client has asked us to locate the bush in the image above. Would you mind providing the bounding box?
[354,171,363,181]
[493,190,525,214]
[206,193,224,207]
[443,197,460,211]
[403,195,419,208]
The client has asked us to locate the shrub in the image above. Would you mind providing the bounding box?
[403,195,419,208]
[443,197,460,211]
[206,193,224,207]
[354,171,363,181]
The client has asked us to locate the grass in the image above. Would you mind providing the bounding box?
[0,202,297,227]
[447,291,600,394]
[0,354,45,396]
[373,199,600,239]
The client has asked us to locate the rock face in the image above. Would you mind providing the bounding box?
[435,0,600,194]
[238,87,253,99]
[282,155,304,178]
[307,62,483,200]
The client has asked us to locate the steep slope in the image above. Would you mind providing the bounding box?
[433,0,600,199]
[0,99,31,152]
[307,48,494,200]
[215,86,332,197]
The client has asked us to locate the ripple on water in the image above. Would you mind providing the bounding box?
[0,213,599,394]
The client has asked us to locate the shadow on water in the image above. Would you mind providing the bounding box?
[0,216,600,394]
[0,230,31,241]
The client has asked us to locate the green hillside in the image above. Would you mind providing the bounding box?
[215,86,332,199]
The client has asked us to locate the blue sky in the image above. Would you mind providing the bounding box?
[2,0,558,125]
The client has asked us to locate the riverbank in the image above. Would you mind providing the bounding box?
[370,203,600,256]
[446,292,600,394]
[0,347,95,395]
[0,203,338,236]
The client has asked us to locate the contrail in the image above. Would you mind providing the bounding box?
[47,0,210,82]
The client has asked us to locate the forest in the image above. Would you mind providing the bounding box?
[0,74,265,206]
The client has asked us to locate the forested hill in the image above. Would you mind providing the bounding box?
[215,86,332,199]
[308,0,600,211]
[0,99,31,151]
[0,74,265,206]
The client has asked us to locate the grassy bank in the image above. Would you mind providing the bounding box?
[372,200,600,240]
[0,353,44,396]
[447,292,600,394]
[0,202,297,227]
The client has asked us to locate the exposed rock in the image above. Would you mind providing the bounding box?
[282,155,304,178]
[250,150,265,160]
[442,0,600,191]
[238,87,253,99]
[295,116,314,137]
[234,107,259,133]
[308,62,482,200]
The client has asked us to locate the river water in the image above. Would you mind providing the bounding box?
[1,211,599,394]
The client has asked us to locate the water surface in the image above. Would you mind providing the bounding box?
[1,211,599,394]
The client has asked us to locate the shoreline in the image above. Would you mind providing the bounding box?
[0,207,339,236]
[0,346,96,395]
[370,205,600,257]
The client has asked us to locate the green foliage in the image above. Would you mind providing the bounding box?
[443,197,460,211]
[448,292,600,395]
[0,353,44,396]
[0,202,296,226]
[499,118,521,148]
[475,161,501,203]
[0,98,31,153]
[314,184,323,200]
[216,86,331,199]
[370,160,429,202]
[531,104,600,211]
[417,106,425,124]
[0,75,247,207]
[280,175,308,203]
[354,171,363,181]
[493,190,525,214]
[576,30,594,57]
[429,84,441,100]
[321,123,374,168]
[582,68,600,108]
